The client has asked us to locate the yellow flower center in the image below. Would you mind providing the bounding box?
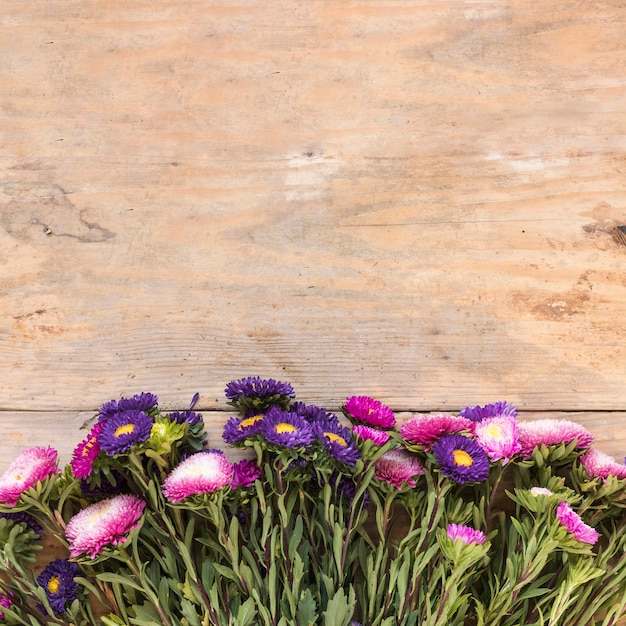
[275,423,297,434]
[453,449,474,467]
[239,415,263,429]
[325,432,347,447]
[47,576,60,594]
[114,423,136,437]
[484,424,503,438]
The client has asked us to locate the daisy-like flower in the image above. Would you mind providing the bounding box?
[556,501,599,545]
[0,512,43,536]
[37,558,79,615]
[374,449,424,489]
[314,420,361,466]
[71,421,104,479]
[222,414,265,444]
[0,446,59,507]
[290,402,337,423]
[66,494,145,559]
[579,448,626,481]
[399,413,474,450]
[98,393,158,421]
[473,415,521,464]
[447,523,487,545]
[98,410,153,455]
[517,419,594,460]
[352,424,390,446]
[231,459,262,489]
[225,376,295,412]
[259,407,316,448]
[344,396,396,429]
[162,450,233,503]
[432,434,490,484]
[458,401,517,423]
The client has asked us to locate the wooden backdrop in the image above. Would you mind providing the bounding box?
[1,1,626,472]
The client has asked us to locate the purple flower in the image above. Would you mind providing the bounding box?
[0,512,43,536]
[98,393,158,421]
[375,449,424,489]
[222,414,265,444]
[71,421,104,479]
[344,396,396,429]
[473,415,521,464]
[458,401,517,423]
[98,410,153,455]
[432,434,490,484]
[225,376,295,402]
[556,502,599,544]
[290,402,337,423]
[0,593,12,619]
[231,459,262,489]
[163,451,233,503]
[579,448,626,481]
[37,558,79,615]
[0,446,59,507]
[352,425,390,446]
[259,407,316,448]
[66,494,146,559]
[168,410,203,426]
[314,420,361,466]
[399,413,474,450]
[518,419,593,460]
[447,523,486,545]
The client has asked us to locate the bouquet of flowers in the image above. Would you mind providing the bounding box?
[1,376,626,626]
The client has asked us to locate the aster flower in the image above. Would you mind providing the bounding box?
[0,446,59,507]
[458,401,517,423]
[222,414,265,445]
[98,410,153,455]
[344,396,396,429]
[98,392,158,421]
[66,494,146,559]
[37,558,79,615]
[313,420,361,466]
[162,451,233,503]
[0,512,43,536]
[518,419,594,460]
[431,434,490,484]
[352,424,391,446]
[0,593,12,619]
[399,413,474,450]
[168,409,203,426]
[231,459,262,489]
[473,415,521,464]
[556,501,599,544]
[259,407,316,449]
[374,449,424,489]
[225,376,295,412]
[290,402,337,423]
[447,523,487,545]
[579,448,626,481]
[71,421,104,479]
[530,487,554,496]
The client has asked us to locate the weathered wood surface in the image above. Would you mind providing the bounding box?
[1,1,626,469]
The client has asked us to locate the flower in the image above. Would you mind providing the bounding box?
[579,448,626,481]
[518,419,594,460]
[168,410,203,426]
[458,401,517,422]
[352,424,390,446]
[71,421,104,479]
[530,487,554,496]
[37,558,79,615]
[0,593,12,619]
[66,494,146,558]
[225,376,295,403]
[98,410,153,455]
[344,396,396,429]
[399,413,474,450]
[0,511,43,536]
[222,414,265,444]
[556,501,599,544]
[374,449,424,489]
[258,407,316,448]
[162,451,233,503]
[98,393,158,421]
[314,420,361,466]
[431,434,490,484]
[231,459,262,489]
[447,523,486,545]
[473,415,521,464]
[290,402,337,423]
[0,446,59,506]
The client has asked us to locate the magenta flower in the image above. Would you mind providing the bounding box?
[447,523,486,545]
[555,501,598,544]
[579,448,626,481]
[71,421,104,479]
[0,446,59,507]
[66,494,145,558]
[518,419,593,460]
[374,449,424,489]
[352,425,390,446]
[399,413,474,450]
[344,396,396,429]
[231,459,262,489]
[162,451,233,503]
[0,593,12,619]
[474,415,521,464]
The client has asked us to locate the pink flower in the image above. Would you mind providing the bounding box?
[447,523,486,545]
[399,413,474,450]
[374,449,424,489]
[344,396,396,429]
[0,447,59,506]
[162,450,232,503]
[555,501,598,544]
[66,494,146,558]
[231,459,262,489]
[0,592,12,619]
[530,487,553,496]
[579,448,626,481]
[518,419,593,460]
[352,425,390,446]
[71,422,104,479]
[474,415,521,464]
